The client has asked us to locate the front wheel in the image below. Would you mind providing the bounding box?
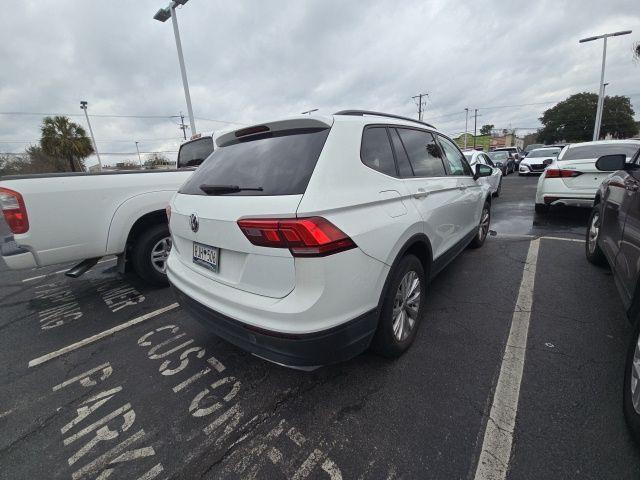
[371,254,426,358]
[130,223,171,287]
[585,206,606,266]
[623,319,640,443]
[469,201,490,248]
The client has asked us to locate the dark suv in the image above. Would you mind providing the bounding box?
[586,148,640,441]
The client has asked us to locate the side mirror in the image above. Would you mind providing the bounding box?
[543,159,553,166]
[474,163,493,180]
[177,136,215,169]
[595,154,626,172]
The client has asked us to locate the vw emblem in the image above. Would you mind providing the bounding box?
[189,213,199,233]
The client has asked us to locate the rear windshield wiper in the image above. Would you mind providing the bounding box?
[199,184,264,195]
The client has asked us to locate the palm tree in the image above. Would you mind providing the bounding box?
[40,116,94,172]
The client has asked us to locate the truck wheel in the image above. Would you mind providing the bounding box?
[371,254,426,358]
[469,201,491,248]
[131,223,171,287]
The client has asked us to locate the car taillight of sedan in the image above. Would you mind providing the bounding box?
[545,169,583,178]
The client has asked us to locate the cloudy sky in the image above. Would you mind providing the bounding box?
[1,0,639,166]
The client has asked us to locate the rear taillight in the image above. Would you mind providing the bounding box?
[237,217,356,257]
[545,169,583,178]
[0,187,29,234]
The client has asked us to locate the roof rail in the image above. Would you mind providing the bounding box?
[334,110,436,129]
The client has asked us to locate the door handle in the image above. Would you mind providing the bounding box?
[413,188,428,199]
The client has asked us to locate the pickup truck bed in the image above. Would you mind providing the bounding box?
[0,168,193,285]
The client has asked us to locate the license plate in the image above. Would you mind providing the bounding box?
[192,242,219,272]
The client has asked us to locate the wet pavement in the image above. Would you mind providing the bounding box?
[1,174,639,479]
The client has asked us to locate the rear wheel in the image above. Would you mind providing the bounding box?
[371,254,426,358]
[623,319,640,443]
[131,223,171,287]
[535,203,549,214]
[469,201,490,248]
[585,206,606,266]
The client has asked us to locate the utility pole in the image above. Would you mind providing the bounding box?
[464,108,469,149]
[80,100,102,171]
[579,29,632,141]
[178,112,188,140]
[412,93,429,121]
[473,109,479,148]
[135,141,142,167]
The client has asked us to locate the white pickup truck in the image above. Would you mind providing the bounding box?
[0,136,214,285]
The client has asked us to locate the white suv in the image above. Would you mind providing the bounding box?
[167,110,493,367]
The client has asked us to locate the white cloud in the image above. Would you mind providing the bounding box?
[0,0,638,164]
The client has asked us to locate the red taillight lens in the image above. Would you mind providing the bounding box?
[545,169,583,178]
[237,217,356,257]
[0,187,29,234]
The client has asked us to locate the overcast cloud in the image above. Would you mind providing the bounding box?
[1,0,638,166]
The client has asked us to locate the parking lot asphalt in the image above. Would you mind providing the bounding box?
[1,174,639,479]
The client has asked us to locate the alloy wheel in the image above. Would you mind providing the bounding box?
[392,270,421,341]
[631,332,640,414]
[588,211,600,255]
[151,236,172,273]
[478,207,490,241]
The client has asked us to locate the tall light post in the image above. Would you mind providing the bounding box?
[80,101,102,171]
[579,30,632,141]
[135,141,142,168]
[154,0,196,136]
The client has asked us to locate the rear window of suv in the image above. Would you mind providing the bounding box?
[560,144,639,161]
[179,128,330,196]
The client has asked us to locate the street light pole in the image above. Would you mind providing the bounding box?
[579,29,632,141]
[135,141,142,168]
[80,101,102,171]
[154,1,197,136]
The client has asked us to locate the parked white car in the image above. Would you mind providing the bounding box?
[167,110,494,367]
[518,146,561,175]
[0,136,214,285]
[463,150,503,197]
[534,140,640,213]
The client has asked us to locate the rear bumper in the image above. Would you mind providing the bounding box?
[173,285,378,366]
[542,194,595,208]
[1,235,37,269]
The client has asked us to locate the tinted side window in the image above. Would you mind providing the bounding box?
[397,128,446,177]
[389,128,414,177]
[361,127,397,176]
[483,154,495,167]
[438,135,472,176]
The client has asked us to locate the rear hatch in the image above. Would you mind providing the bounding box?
[558,143,640,191]
[170,117,332,298]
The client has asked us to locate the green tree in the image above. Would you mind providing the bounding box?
[480,124,494,136]
[40,116,94,172]
[144,153,172,169]
[538,92,638,143]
